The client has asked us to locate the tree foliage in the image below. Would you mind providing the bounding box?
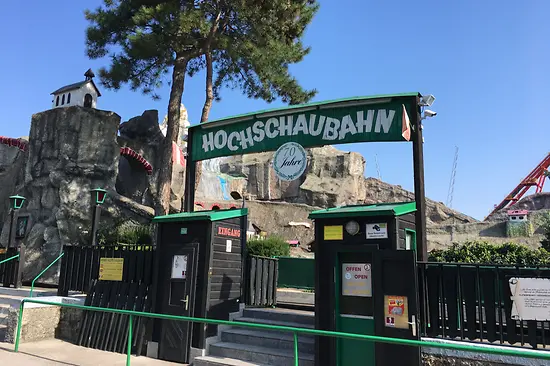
[247,236,290,257]
[85,0,318,214]
[535,211,550,251]
[429,240,550,266]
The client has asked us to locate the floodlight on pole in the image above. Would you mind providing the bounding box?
[89,188,107,246]
[7,195,26,249]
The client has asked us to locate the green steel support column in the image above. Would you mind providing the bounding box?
[127,315,133,366]
[294,332,299,366]
[14,300,25,352]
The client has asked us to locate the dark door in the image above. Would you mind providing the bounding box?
[84,93,93,108]
[374,250,420,366]
[159,243,199,363]
[336,251,375,366]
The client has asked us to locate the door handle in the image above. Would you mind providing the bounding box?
[181,295,189,311]
[408,315,417,337]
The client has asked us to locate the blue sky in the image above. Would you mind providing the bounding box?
[1,0,548,220]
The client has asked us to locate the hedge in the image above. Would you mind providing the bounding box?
[428,240,550,266]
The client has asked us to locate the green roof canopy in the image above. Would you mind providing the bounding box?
[153,208,248,223]
[308,202,416,220]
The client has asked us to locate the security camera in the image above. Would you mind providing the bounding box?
[424,110,437,118]
[419,94,436,107]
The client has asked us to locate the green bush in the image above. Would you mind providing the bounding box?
[536,211,550,251]
[428,240,550,266]
[247,236,290,257]
[97,222,154,245]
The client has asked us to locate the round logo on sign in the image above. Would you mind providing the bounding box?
[273,142,308,181]
[345,272,352,280]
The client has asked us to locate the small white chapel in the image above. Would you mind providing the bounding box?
[50,69,101,109]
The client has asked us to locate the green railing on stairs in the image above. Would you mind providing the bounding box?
[0,253,19,265]
[14,298,550,366]
[29,252,65,297]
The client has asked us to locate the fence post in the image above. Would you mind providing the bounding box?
[294,332,299,366]
[127,314,133,366]
[15,244,25,289]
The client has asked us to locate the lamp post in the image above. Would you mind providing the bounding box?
[8,195,26,248]
[90,188,107,246]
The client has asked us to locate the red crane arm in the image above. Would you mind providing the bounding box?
[486,153,550,219]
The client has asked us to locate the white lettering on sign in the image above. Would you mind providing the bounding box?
[510,277,550,320]
[342,263,372,297]
[201,110,396,153]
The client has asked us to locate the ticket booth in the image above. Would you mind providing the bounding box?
[151,208,248,364]
[309,202,420,366]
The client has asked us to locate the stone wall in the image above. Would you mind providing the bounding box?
[0,142,26,226]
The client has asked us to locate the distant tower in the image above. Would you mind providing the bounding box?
[50,68,102,109]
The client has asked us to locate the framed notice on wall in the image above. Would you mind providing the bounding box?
[341,263,372,297]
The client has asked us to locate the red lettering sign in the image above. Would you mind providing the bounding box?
[217,226,241,238]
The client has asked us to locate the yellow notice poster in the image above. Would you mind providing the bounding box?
[99,258,124,281]
[384,295,409,329]
[324,225,343,240]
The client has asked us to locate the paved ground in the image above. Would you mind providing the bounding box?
[0,339,182,365]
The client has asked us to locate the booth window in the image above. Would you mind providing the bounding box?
[405,229,416,251]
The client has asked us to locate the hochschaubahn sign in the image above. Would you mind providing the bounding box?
[190,95,416,161]
[183,92,428,260]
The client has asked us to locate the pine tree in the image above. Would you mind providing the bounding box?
[85,0,318,215]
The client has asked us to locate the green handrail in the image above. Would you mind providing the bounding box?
[0,254,19,265]
[14,298,550,366]
[29,252,65,298]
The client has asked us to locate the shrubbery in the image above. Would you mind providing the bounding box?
[97,222,154,245]
[428,240,550,266]
[247,236,290,257]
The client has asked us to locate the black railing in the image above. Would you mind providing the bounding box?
[0,245,24,288]
[57,244,157,296]
[418,262,550,349]
[245,255,278,307]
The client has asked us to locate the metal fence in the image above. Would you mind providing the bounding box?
[245,255,278,307]
[57,245,157,296]
[277,257,314,290]
[15,298,550,366]
[418,262,550,349]
[0,246,24,288]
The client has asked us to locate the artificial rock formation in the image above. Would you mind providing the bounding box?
[0,107,121,282]
[0,141,26,226]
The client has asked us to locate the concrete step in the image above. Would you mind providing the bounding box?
[208,342,314,366]
[193,355,263,366]
[242,308,314,327]
[221,328,314,354]
[0,286,57,298]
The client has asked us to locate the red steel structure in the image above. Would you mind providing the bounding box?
[486,152,550,219]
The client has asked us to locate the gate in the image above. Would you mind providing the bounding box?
[57,244,156,296]
[418,262,550,349]
[245,255,278,307]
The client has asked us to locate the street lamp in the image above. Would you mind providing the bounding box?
[90,188,107,246]
[8,195,26,248]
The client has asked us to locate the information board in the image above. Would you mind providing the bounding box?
[325,225,343,241]
[171,255,188,279]
[510,277,550,320]
[384,295,409,329]
[99,258,124,281]
[342,263,372,297]
[366,223,388,239]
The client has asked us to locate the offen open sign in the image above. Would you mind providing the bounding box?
[346,265,369,280]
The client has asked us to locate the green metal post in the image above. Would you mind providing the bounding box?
[14,300,25,352]
[0,254,19,265]
[30,252,64,297]
[127,315,133,366]
[294,332,299,366]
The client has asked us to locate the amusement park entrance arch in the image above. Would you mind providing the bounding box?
[183,92,429,261]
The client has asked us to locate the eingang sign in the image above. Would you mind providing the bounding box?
[189,93,419,161]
